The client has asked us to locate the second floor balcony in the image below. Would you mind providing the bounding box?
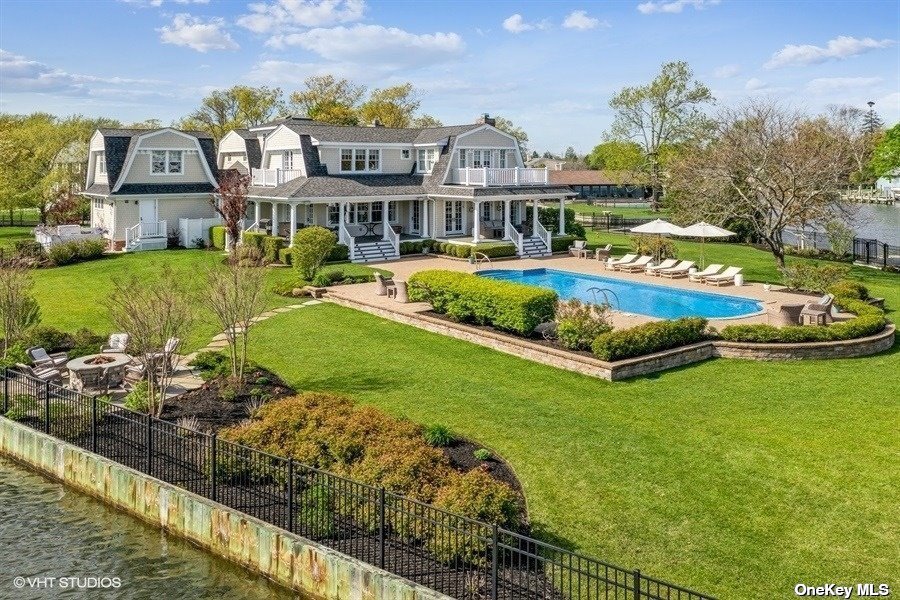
[251,168,304,187]
[449,167,549,187]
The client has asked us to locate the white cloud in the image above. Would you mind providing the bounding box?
[637,0,719,15]
[806,76,883,94]
[158,14,239,52]
[744,77,767,91]
[267,24,464,70]
[563,10,607,30]
[765,35,896,69]
[118,0,209,6]
[713,64,740,78]
[0,48,166,94]
[502,14,549,34]
[237,0,365,35]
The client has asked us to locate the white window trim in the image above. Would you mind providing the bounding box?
[416,148,437,174]
[150,149,184,176]
[97,152,106,174]
[339,148,382,173]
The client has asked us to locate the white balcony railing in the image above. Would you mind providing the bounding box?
[451,167,549,187]
[250,168,304,187]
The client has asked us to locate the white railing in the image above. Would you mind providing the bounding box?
[453,167,549,187]
[250,168,304,187]
[505,220,523,255]
[126,220,167,248]
[338,220,355,261]
[535,219,552,254]
[384,223,400,256]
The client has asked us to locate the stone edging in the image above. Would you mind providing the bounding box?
[325,292,895,381]
[0,418,450,600]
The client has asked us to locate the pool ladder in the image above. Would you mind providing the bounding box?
[473,252,491,271]
[585,287,621,310]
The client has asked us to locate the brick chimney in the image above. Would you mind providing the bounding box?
[371,118,384,127]
[475,113,496,126]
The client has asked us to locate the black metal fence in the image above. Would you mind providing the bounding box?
[0,210,40,227]
[853,238,900,268]
[0,368,715,600]
[575,213,657,233]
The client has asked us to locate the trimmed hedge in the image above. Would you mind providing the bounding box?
[278,243,350,266]
[242,231,267,253]
[47,239,106,266]
[551,235,578,253]
[209,226,226,250]
[408,270,557,335]
[592,318,709,361]
[263,236,285,264]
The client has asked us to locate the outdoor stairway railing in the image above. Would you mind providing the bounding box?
[0,368,716,600]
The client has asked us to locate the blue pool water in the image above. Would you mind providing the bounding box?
[478,268,763,319]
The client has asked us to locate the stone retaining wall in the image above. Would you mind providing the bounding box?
[0,418,450,600]
[327,293,895,381]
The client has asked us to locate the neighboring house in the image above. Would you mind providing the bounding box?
[875,169,900,197]
[548,170,650,202]
[223,113,575,262]
[81,128,219,251]
[524,157,568,170]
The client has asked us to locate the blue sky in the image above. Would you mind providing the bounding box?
[1,0,898,153]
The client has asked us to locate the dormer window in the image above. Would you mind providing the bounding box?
[283,151,294,170]
[97,152,106,174]
[417,148,437,173]
[340,148,381,172]
[151,150,183,174]
[402,149,411,159]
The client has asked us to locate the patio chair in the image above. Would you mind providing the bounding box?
[71,367,105,393]
[688,264,724,283]
[121,363,146,392]
[606,254,637,270]
[388,280,409,303]
[569,239,587,258]
[644,258,679,276]
[770,303,806,326]
[26,346,68,369]
[147,338,181,372]
[800,294,834,325]
[15,363,63,385]
[617,256,654,272]
[658,260,696,278]
[594,244,613,261]
[374,272,396,296]
[704,266,742,286]
[101,333,129,353]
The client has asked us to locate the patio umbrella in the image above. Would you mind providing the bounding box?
[679,221,735,268]
[629,219,686,262]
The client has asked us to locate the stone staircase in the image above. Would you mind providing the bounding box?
[519,236,551,258]
[353,240,398,263]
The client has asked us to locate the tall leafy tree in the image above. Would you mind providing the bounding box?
[179,85,283,140]
[289,75,366,126]
[563,146,578,161]
[411,114,443,128]
[358,83,421,128]
[870,123,900,178]
[608,61,714,211]
[862,103,884,135]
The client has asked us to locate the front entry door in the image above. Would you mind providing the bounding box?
[139,199,157,225]
[410,201,421,233]
[445,201,463,234]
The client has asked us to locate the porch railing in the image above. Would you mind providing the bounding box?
[535,219,552,253]
[250,168,304,187]
[384,222,400,256]
[453,167,549,187]
[338,219,355,261]
[125,220,167,248]
[505,219,523,255]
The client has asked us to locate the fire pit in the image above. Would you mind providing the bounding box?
[84,355,117,366]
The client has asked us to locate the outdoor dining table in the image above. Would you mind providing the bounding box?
[66,353,133,390]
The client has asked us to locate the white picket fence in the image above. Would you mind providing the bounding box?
[179,217,222,248]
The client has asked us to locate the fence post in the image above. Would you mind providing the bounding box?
[145,413,153,476]
[883,243,888,268]
[852,237,858,261]
[3,367,8,414]
[491,524,499,600]
[91,396,98,453]
[633,569,641,600]
[287,458,294,533]
[378,487,386,569]
[210,432,218,501]
[44,381,51,433]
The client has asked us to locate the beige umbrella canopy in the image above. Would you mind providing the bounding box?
[679,221,735,268]
[629,219,686,262]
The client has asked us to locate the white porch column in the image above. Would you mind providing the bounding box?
[254,200,261,226]
[503,200,511,240]
[473,200,481,243]
[559,198,566,235]
[289,203,297,246]
[532,198,539,235]
[422,200,429,238]
[381,200,390,240]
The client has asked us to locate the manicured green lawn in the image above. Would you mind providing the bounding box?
[28,250,387,351]
[0,226,34,250]
[248,302,898,600]
[570,202,668,218]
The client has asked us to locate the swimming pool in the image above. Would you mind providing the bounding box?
[477,268,763,320]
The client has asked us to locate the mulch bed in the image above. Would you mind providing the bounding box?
[443,438,524,498]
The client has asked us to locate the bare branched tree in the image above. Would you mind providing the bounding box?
[205,252,266,381]
[668,100,854,267]
[0,262,41,358]
[106,266,194,416]
[213,170,250,252]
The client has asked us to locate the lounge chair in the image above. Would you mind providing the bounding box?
[617,256,654,272]
[569,239,588,258]
[606,254,637,270]
[15,363,63,385]
[101,333,129,353]
[644,258,679,276]
[658,260,696,278]
[26,346,68,369]
[704,266,742,286]
[374,272,396,296]
[594,244,613,260]
[688,264,724,282]
[770,303,806,326]
[147,338,181,372]
[800,293,834,325]
[388,280,409,303]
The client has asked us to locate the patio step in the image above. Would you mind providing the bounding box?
[519,236,551,258]
[353,240,397,263]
